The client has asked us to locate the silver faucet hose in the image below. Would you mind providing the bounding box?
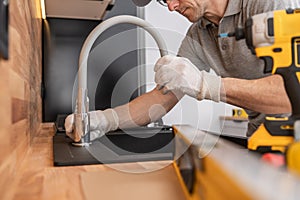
[74,15,168,145]
[77,15,168,113]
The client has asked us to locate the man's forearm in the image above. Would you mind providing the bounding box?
[114,86,182,129]
[222,74,291,114]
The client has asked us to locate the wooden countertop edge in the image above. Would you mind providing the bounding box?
[12,123,175,200]
[12,123,107,200]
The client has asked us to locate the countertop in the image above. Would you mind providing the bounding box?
[11,124,184,200]
[10,124,300,200]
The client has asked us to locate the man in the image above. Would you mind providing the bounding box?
[65,0,290,141]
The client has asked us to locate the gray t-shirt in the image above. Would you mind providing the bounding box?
[177,0,285,136]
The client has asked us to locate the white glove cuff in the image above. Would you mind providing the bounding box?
[102,108,119,132]
[198,71,221,102]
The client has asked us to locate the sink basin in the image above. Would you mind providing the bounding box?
[53,126,174,166]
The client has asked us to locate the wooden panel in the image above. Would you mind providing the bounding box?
[80,165,187,200]
[0,67,11,128]
[0,0,42,199]
[11,98,28,123]
[0,128,10,163]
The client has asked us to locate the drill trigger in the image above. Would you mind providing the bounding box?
[259,56,273,73]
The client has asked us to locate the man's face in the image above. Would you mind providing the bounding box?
[166,0,207,22]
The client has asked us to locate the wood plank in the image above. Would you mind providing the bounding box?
[11,98,28,123]
[0,0,42,199]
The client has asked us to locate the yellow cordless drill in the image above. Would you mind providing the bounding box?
[220,8,300,154]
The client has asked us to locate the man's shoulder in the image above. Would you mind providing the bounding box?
[241,0,285,13]
[185,22,201,37]
[186,19,210,34]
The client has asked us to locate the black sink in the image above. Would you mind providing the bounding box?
[53,126,175,166]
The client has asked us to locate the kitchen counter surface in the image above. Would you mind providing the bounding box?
[10,123,300,200]
[11,124,183,200]
[13,123,101,199]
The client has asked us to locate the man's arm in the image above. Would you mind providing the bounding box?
[65,86,181,141]
[114,86,182,129]
[153,55,291,115]
[222,74,291,114]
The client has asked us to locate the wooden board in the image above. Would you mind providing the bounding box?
[81,164,187,200]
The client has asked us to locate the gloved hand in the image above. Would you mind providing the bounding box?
[154,55,221,102]
[64,109,119,141]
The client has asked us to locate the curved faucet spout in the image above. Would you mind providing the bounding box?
[73,15,168,146]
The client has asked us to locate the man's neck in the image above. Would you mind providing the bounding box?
[204,0,229,25]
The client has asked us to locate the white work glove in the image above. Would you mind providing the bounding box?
[154,55,221,102]
[64,109,119,141]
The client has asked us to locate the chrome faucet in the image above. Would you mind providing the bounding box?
[72,88,91,146]
[72,15,168,147]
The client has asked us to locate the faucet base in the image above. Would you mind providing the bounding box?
[72,142,92,147]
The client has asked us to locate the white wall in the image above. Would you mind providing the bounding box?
[143,2,236,133]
